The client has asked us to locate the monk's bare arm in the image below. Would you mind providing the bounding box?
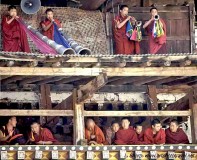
[143,17,154,29]
[41,22,53,31]
[6,17,15,24]
[115,16,131,29]
[0,130,10,141]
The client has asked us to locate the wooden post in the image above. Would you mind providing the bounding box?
[73,89,85,145]
[189,3,195,53]
[147,85,158,110]
[40,84,52,125]
[189,89,197,143]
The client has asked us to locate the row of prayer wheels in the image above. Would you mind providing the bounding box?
[0,145,197,160]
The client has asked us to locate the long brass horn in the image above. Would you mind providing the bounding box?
[59,28,91,55]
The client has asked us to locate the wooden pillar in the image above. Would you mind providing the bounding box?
[147,85,158,110]
[73,89,85,145]
[189,89,197,143]
[40,84,52,125]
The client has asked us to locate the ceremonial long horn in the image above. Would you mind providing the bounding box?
[58,28,91,55]
[21,0,41,14]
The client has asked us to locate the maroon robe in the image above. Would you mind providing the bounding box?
[40,18,61,40]
[144,127,166,144]
[146,19,167,54]
[165,128,189,144]
[114,127,137,145]
[1,16,30,52]
[136,132,147,145]
[31,128,58,144]
[113,15,140,55]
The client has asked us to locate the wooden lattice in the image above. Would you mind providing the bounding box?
[0,5,109,55]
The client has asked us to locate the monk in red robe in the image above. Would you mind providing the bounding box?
[114,118,137,145]
[113,5,140,55]
[40,8,61,40]
[143,7,166,54]
[133,122,147,145]
[166,119,189,144]
[85,119,105,145]
[104,121,120,145]
[0,116,26,145]
[30,122,58,145]
[1,5,30,53]
[144,119,166,144]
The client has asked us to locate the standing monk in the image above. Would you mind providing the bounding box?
[114,118,137,145]
[85,119,105,145]
[29,122,58,145]
[113,5,140,55]
[1,5,30,52]
[144,119,166,144]
[40,8,61,40]
[143,7,166,54]
[165,119,189,144]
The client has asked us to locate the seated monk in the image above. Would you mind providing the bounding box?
[40,8,61,40]
[0,116,26,145]
[1,5,30,52]
[144,119,166,144]
[114,117,137,145]
[133,122,146,144]
[29,122,58,145]
[166,119,189,144]
[85,119,105,145]
[105,121,120,145]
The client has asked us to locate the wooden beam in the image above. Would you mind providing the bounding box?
[84,110,191,117]
[55,76,82,85]
[133,77,165,85]
[73,89,85,145]
[1,76,24,85]
[147,77,184,85]
[147,85,158,110]
[36,77,65,85]
[1,67,197,76]
[109,76,141,85]
[165,77,197,86]
[77,73,108,103]
[19,76,50,85]
[0,110,74,116]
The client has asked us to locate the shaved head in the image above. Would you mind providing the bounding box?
[86,119,95,131]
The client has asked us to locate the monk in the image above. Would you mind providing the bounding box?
[144,119,166,144]
[29,122,58,145]
[105,121,120,144]
[165,119,189,144]
[114,118,137,145]
[40,8,61,40]
[143,7,166,54]
[85,119,105,145]
[1,5,30,52]
[0,116,26,145]
[113,5,140,55]
[133,122,146,144]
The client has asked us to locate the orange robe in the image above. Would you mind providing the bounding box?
[31,128,58,144]
[114,127,137,145]
[165,128,189,144]
[113,15,140,55]
[144,127,166,144]
[146,19,167,54]
[40,18,61,40]
[85,124,105,144]
[1,16,30,52]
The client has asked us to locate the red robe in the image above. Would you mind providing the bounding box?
[113,15,140,55]
[144,127,166,144]
[114,127,137,145]
[136,132,147,145]
[146,19,167,54]
[85,124,105,144]
[1,16,30,52]
[40,18,61,40]
[165,128,189,144]
[31,128,58,144]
